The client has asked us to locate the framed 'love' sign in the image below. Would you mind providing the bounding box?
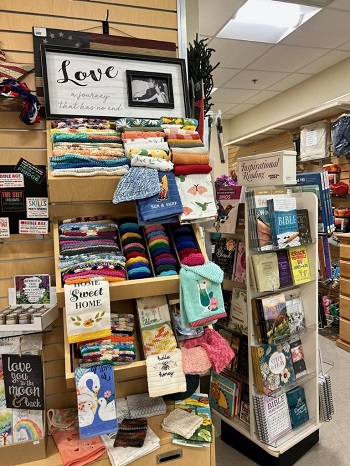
[40,45,190,119]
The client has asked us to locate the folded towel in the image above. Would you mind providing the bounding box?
[126,392,167,418]
[171,146,209,154]
[161,408,203,439]
[52,429,106,466]
[124,141,169,157]
[172,153,209,165]
[101,427,160,466]
[181,345,211,375]
[174,164,212,175]
[128,148,171,160]
[130,154,173,172]
[114,418,148,448]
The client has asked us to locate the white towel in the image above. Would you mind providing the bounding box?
[146,348,187,397]
[101,427,160,466]
[124,141,169,157]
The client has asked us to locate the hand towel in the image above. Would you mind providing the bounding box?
[64,280,111,344]
[75,365,117,439]
[123,141,169,157]
[176,173,217,223]
[174,164,212,175]
[116,397,129,423]
[126,392,167,419]
[171,146,209,154]
[136,171,183,224]
[146,349,187,397]
[52,429,107,466]
[160,116,198,128]
[181,345,212,375]
[172,153,210,165]
[179,261,226,328]
[101,427,160,466]
[112,167,160,204]
[123,137,164,144]
[114,117,161,129]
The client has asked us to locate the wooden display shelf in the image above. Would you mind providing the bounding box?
[46,121,123,202]
[52,218,206,308]
[30,409,215,466]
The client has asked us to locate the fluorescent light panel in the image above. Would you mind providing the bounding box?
[217,0,321,44]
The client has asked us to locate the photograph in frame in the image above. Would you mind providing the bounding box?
[126,70,174,109]
[40,45,189,119]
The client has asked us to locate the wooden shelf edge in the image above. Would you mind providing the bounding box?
[336,338,350,352]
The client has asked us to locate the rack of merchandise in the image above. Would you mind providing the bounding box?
[215,182,319,464]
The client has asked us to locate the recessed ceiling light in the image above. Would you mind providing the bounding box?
[217,0,321,44]
[273,0,332,6]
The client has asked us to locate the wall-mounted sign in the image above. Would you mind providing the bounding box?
[40,45,190,119]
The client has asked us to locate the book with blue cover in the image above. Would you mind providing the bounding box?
[286,386,309,429]
[251,342,295,395]
[268,197,300,249]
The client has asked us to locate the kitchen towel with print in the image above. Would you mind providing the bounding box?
[136,295,177,357]
[52,429,106,466]
[175,173,217,223]
[136,171,183,225]
[64,280,111,344]
[75,364,117,438]
[179,261,227,327]
[146,348,186,397]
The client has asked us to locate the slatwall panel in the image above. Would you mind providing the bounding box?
[0,0,177,411]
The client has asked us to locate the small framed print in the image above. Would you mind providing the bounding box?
[126,70,174,109]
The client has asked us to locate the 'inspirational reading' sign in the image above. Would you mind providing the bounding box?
[2,354,44,410]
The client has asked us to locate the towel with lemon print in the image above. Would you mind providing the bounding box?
[136,295,177,357]
[65,280,111,344]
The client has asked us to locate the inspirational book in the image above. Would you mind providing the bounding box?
[256,293,290,344]
[253,392,292,444]
[267,197,300,249]
[250,252,280,292]
[288,246,312,285]
[286,386,309,429]
[251,342,295,395]
[289,338,307,379]
[285,289,306,334]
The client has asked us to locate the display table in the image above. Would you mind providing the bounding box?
[27,411,216,466]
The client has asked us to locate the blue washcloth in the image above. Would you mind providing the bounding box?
[180,261,227,328]
[113,167,160,204]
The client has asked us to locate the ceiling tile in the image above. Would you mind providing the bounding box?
[210,102,238,113]
[208,38,273,69]
[282,9,350,49]
[212,88,259,103]
[247,45,329,72]
[222,114,236,119]
[212,67,241,88]
[267,73,313,92]
[328,0,350,10]
[244,90,281,105]
[198,0,245,37]
[296,49,350,74]
[223,69,290,90]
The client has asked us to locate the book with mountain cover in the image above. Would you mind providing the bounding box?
[260,293,290,344]
[251,341,295,395]
[267,197,300,249]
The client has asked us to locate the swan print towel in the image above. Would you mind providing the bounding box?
[75,365,117,439]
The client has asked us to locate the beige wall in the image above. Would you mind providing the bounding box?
[226,56,350,143]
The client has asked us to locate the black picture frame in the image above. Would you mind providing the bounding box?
[126,70,174,109]
[40,45,190,119]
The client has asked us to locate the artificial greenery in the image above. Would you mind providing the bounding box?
[187,34,220,115]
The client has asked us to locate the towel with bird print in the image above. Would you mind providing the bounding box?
[179,261,227,328]
[75,365,117,438]
[175,173,217,223]
[136,171,183,225]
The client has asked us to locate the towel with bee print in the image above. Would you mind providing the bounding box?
[146,349,186,397]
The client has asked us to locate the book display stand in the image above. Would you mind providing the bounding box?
[215,158,320,465]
